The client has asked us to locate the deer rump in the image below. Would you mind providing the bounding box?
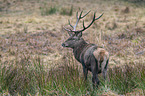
[79,44,109,74]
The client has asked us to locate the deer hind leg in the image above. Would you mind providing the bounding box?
[92,74,99,88]
[83,66,88,80]
[91,56,100,88]
[102,59,109,80]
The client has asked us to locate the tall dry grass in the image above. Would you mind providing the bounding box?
[0,54,144,95]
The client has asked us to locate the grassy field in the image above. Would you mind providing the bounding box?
[0,0,145,95]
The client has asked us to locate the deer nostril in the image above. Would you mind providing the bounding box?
[62,43,65,47]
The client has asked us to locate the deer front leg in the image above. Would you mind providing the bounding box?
[83,66,88,80]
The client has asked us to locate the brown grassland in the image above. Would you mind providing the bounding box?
[0,0,145,95]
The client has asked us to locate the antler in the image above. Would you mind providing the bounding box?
[64,10,91,32]
[64,11,103,33]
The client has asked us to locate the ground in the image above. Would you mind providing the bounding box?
[0,0,145,95]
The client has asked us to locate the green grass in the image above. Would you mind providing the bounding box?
[0,55,144,95]
[40,6,57,16]
[60,6,73,16]
[108,64,145,94]
[40,5,73,16]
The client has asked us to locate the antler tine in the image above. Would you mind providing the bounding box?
[63,26,71,32]
[95,12,104,20]
[80,10,91,19]
[70,12,104,33]
[64,10,91,32]
[68,20,74,28]
[78,11,83,19]
[83,20,85,29]
[73,10,91,31]
[76,11,79,19]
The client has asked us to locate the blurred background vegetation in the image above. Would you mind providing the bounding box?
[0,0,145,95]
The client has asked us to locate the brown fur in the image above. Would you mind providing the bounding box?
[93,48,109,72]
[100,50,105,62]
[93,48,109,61]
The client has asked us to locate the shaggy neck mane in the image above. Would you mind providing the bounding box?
[73,40,88,62]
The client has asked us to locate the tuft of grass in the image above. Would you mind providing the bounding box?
[121,6,130,14]
[40,6,57,16]
[105,21,117,30]
[0,56,38,95]
[108,63,145,95]
[23,25,28,33]
[60,6,73,16]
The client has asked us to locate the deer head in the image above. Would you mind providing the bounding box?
[62,10,103,48]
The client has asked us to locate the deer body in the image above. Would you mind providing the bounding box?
[62,11,109,88]
[62,36,109,87]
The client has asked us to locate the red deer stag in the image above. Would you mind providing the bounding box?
[62,11,109,88]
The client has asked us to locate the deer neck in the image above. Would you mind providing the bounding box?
[73,39,88,62]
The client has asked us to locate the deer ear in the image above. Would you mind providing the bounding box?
[77,32,82,38]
